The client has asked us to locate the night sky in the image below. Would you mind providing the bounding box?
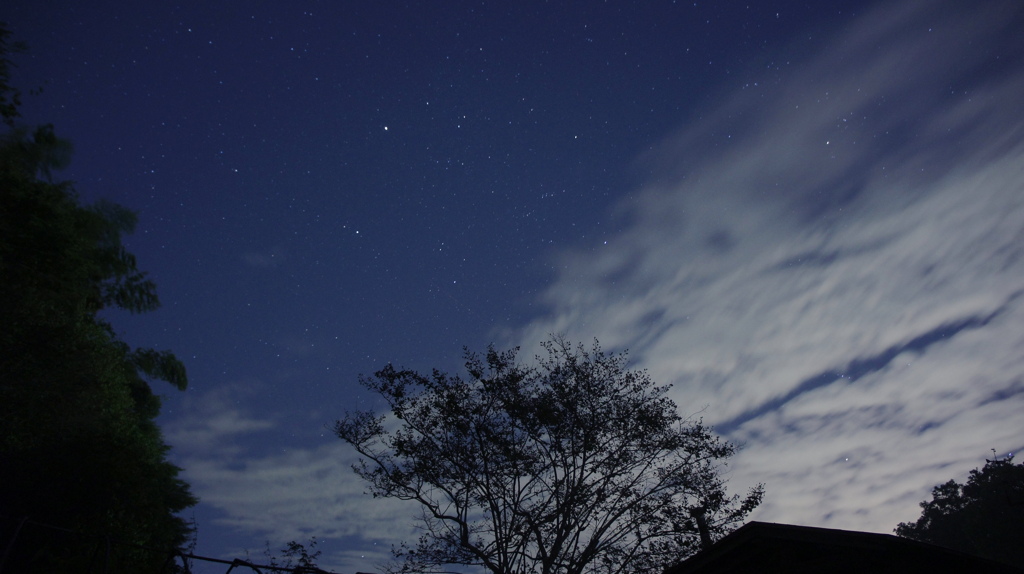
[5,1,1024,572]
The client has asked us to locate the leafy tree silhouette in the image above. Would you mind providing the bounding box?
[0,22,195,573]
[896,453,1024,568]
[336,337,763,574]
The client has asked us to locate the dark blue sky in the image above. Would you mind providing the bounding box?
[6,0,867,412]
[6,1,1024,572]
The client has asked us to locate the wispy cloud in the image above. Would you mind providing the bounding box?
[164,386,418,573]
[511,0,1024,533]
[165,383,278,456]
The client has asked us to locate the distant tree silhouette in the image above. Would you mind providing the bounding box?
[335,337,763,574]
[254,537,326,573]
[0,22,196,572]
[895,454,1024,568]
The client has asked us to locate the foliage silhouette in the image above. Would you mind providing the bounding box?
[0,23,28,127]
[253,537,328,573]
[896,454,1024,568]
[336,337,763,574]
[0,22,196,573]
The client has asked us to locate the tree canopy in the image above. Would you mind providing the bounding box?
[895,455,1024,568]
[0,23,28,127]
[0,22,195,572]
[335,338,763,574]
